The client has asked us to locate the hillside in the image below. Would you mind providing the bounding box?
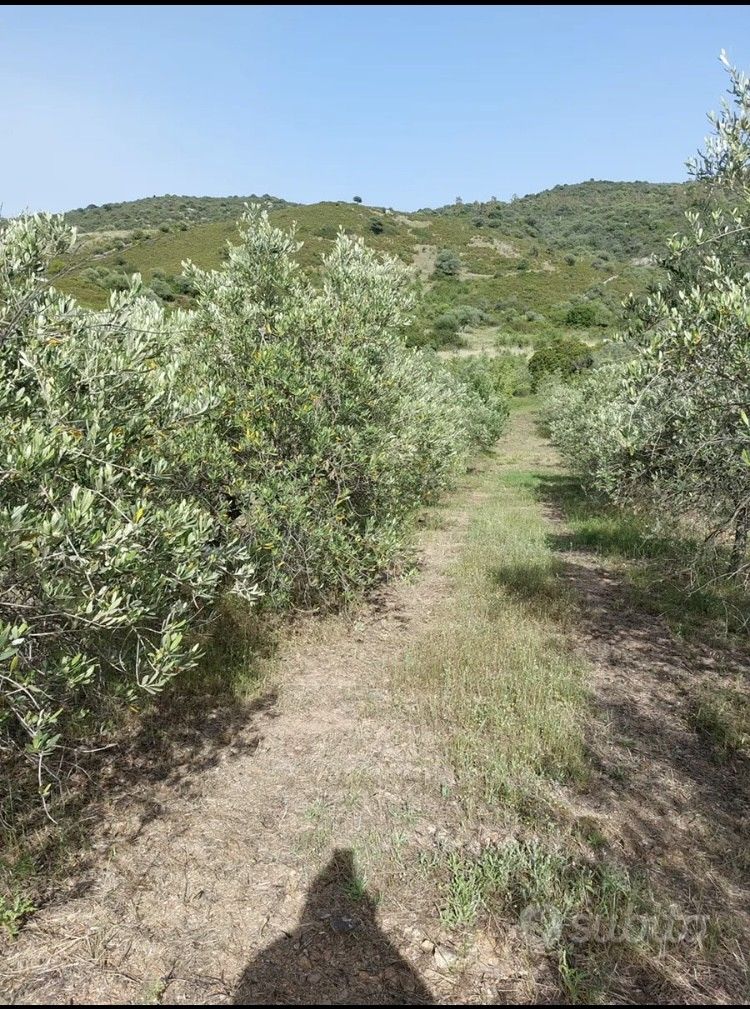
[64,193,291,232]
[427,180,696,258]
[56,180,694,346]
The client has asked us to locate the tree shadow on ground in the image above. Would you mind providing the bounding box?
[508,468,750,1000]
[534,471,750,634]
[480,466,750,999]
[234,848,434,1005]
[1,607,281,907]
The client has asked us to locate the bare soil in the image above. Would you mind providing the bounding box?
[2,412,748,1004]
[1,468,509,1004]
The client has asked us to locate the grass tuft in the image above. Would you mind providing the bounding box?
[688,684,750,760]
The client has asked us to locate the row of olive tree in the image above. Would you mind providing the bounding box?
[544,56,750,576]
[0,208,506,803]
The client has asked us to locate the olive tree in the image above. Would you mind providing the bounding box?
[618,55,750,572]
[0,214,259,800]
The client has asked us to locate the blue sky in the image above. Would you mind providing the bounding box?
[2,4,750,215]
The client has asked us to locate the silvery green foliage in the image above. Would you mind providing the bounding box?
[0,214,259,797]
[181,207,503,607]
[548,57,750,572]
[1,209,506,799]
[540,366,632,500]
[619,55,750,567]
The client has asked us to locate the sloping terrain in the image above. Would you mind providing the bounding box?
[54,184,681,344]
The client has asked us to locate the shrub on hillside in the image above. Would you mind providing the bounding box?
[564,301,598,326]
[528,337,593,389]
[149,276,175,300]
[432,312,461,344]
[433,248,462,278]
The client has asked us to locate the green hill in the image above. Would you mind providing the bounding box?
[426,180,696,259]
[65,193,291,232]
[54,181,696,347]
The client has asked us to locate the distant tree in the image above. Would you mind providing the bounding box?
[149,277,175,301]
[433,248,462,278]
[528,338,593,390]
[353,195,363,204]
[432,313,461,343]
[564,302,597,327]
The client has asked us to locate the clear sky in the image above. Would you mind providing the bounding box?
[2,4,750,215]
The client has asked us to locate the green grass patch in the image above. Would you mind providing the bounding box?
[439,836,649,937]
[433,830,727,1003]
[397,421,588,816]
[688,684,750,760]
[535,471,750,636]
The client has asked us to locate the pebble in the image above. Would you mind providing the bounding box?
[433,944,459,970]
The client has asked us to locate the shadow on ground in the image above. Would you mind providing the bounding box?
[535,471,750,633]
[2,670,278,907]
[489,468,750,999]
[234,849,434,1006]
[479,460,750,999]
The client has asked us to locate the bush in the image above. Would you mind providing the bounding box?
[546,58,750,577]
[0,215,258,799]
[432,313,461,342]
[564,301,598,326]
[182,209,501,609]
[172,274,196,296]
[539,366,629,496]
[446,356,510,447]
[149,277,175,301]
[1,209,506,803]
[105,271,130,292]
[528,337,593,390]
[433,248,462,278]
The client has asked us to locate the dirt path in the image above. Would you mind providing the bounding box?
[3,410,749,1004]
[2,462,498,1005]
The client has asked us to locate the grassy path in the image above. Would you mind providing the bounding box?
[2,406,748,1004]
[400,405,750,1003]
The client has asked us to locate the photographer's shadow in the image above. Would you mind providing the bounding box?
[234,848,434,1005]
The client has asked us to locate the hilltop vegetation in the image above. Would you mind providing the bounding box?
[428,180,696,259]
[64,193,290,232]
[53,180,693,350]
